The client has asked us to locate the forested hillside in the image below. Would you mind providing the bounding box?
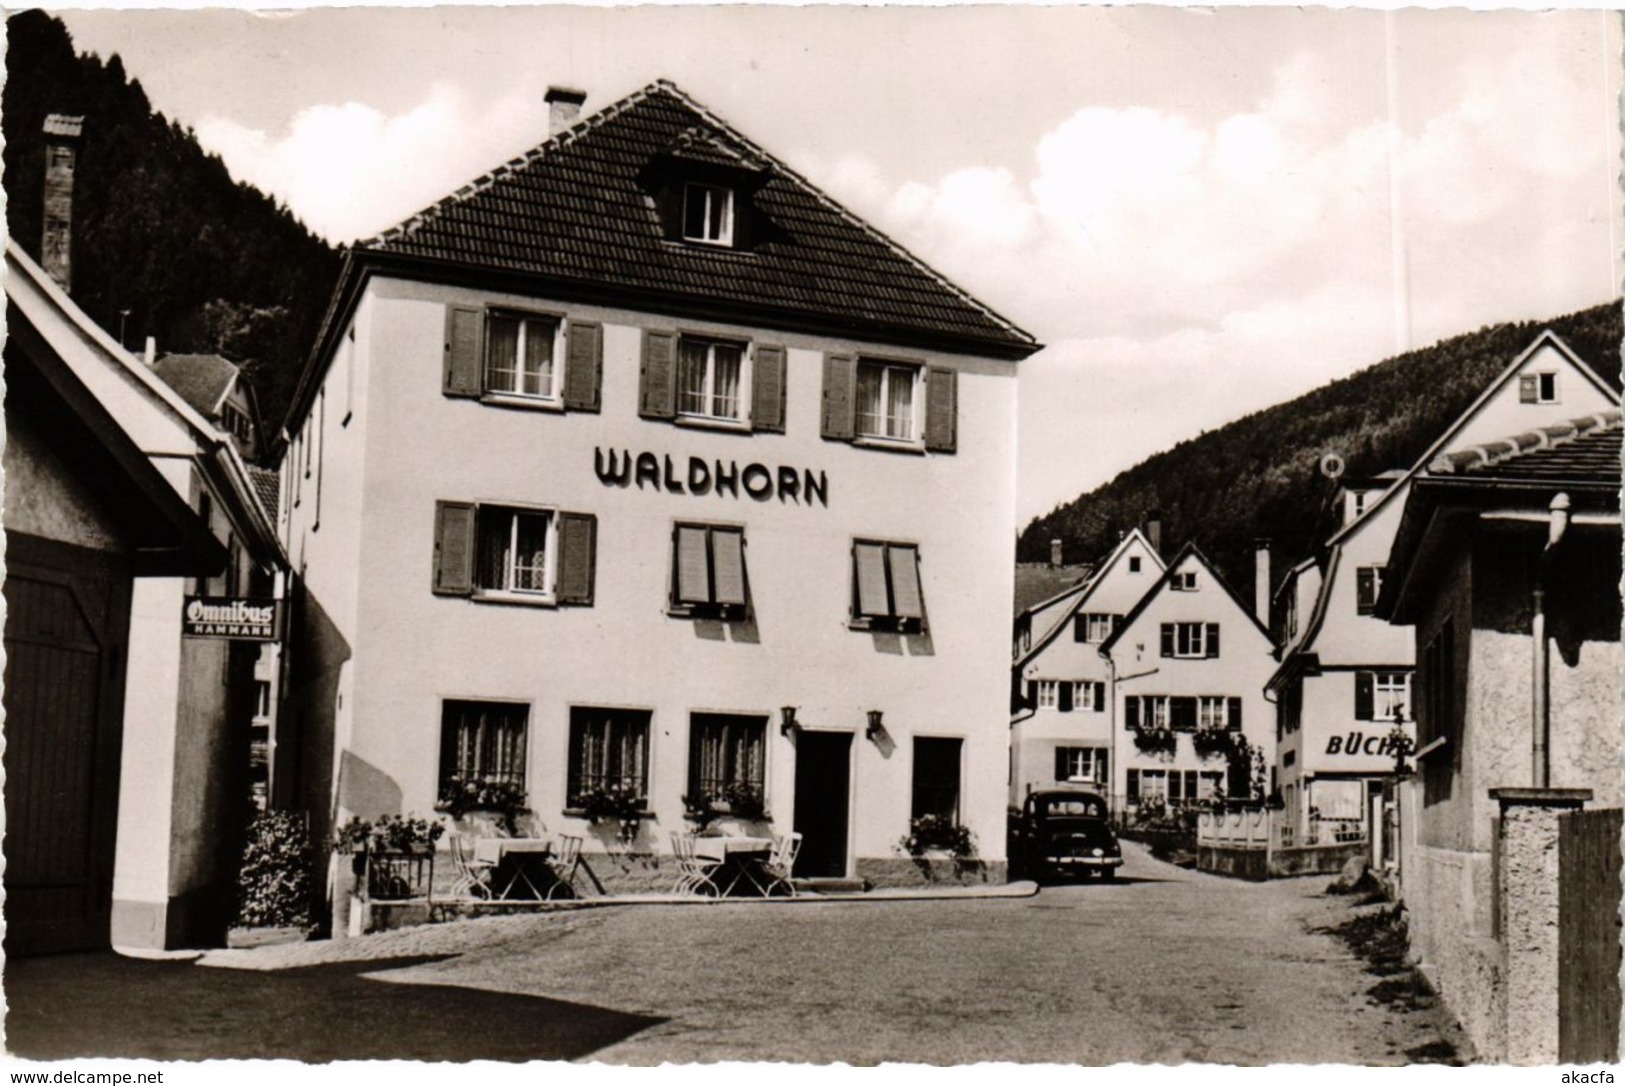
[1018,301,1622,605]
[4,11,340,437]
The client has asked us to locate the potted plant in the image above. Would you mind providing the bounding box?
[899,813,976,858]
[1192,726,1238,761]
[1131,725,1177,757]
[682,782,768,829]
[575,782,646,844]
[435,775,530,834]
[331,814,444,902]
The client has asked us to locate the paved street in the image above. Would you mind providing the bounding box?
[9,844,1457,1064]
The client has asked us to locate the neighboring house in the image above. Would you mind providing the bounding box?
[1267,331,1620,842]
[4,239,284,954]
[151,352,268,464]
[1099,543,1277,813]
[1010,529,1164,804]
[1377,407,1622,1061]
[275,80,1039,902]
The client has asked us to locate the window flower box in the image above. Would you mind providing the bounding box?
[900,813,975,859]
[1132,726,1177,758]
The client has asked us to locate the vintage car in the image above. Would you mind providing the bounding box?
[1011,788,1123,881]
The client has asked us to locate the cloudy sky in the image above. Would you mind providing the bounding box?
[57,6,1622,525]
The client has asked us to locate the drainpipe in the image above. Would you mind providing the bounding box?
[1531,493,1571,789]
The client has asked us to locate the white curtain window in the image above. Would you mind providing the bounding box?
[485,313,556,398]
[690,714,766,798]
[441,701,529,787]
[677,338,744,420]
[1374,672,1409,721]
[569,709,650,801]
[1198,696,1228,730]
[855,361,917,441]
[683,183,734,244]
[476,507,553,595]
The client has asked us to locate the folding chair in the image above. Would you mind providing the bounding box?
[448,834,495,901]
[670,831,721,897]
[545,834,584,900]
[761,831,803,897]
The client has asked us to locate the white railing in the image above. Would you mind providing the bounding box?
[1197,810,1368,851]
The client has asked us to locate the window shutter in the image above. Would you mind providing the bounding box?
[563,321,603,412]
[676,526,711,605]
[1127,768,1140,801]
[1160,624,1174,658]
[888,544,924,621]
[712,528,747,607]
[751,345,787,433]
[1055,747,1070,781]
[1074,615,1087,642]
[1092,682,1107,711]
[853,542,890,617]
[1206,623,1221,658]
[1058,682,1074,713]
[924,366,958,453]
[1125,696,1141,730]
[556,512,597,606]
[1518,373,1538,404]
[443,306,483,398]
[1026,679,1037,709]
[640,330,678,419]
[1356,567,1375,614]
[821,354,857,440]
[1355,671,1374,721]
[432,501,476,595]
[1228,696,1243,732]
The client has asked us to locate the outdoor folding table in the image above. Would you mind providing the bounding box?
[693,835,776,897]
[473,837,558,900]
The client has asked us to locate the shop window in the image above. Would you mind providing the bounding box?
[440,700,529,792]
[911,737,962,822]
[671,523,748,619]
[851,540,925,632]
[568,707,650,807]
[688,713,767,806]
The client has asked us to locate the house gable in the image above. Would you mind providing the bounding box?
[1016,529,1165,674]
[1100,541,1271,665]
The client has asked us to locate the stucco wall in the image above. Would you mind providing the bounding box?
[2,408,125,552]
[289,274,1019,875]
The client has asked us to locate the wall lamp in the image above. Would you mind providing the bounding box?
[780,706,799,737]
[866,709,885,742]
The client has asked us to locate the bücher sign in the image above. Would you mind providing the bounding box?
[182,596,282,641]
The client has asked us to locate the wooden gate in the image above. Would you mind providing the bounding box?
[1558,806,1623,1063]
[2,535,132,955]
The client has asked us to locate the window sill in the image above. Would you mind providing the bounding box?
[472,591,559,609]
[674,414,751,435]
[479,393,565,413]
[852,436,927,456]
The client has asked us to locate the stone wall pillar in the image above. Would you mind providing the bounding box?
[1491,787,1592,1065]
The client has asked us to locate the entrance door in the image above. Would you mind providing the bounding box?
[3,536,131,955]
[792,731,852,878]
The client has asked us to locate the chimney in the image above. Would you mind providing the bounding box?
[143,336,158,367]
[1145,512,1163,558]
[1255,538,1272,628]
[545,86,587,136]
[1050,539,1064,569]
[41,114,85,291]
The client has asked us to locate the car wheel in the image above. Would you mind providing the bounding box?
[1100,868,1117,881]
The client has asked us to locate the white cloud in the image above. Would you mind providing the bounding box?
[197,83,538,243]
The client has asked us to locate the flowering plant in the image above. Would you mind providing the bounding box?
[682,782,768,827]
[1131,726,1177,757]
[574,782,646,843]
[435,776,529,833]
[330,814,444,854]
[900,813,975,858]
[1191,726,1241,760]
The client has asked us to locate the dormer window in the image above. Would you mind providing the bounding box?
[683,183,734,245]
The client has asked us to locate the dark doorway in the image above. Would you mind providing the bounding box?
[792,731,852,878]
[3,535,132,956]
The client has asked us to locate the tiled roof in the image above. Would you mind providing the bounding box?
[1427,408,1621,485]
[365,81,1036,355]
[1014,563,1093,616]
[247,466,281,522]
[152,353,238,418]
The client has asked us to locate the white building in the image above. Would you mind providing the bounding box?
[1267,331,1620,841]
[276,81,1039,896]
[1100,543,1277,811]
[1010,529,1164,805]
